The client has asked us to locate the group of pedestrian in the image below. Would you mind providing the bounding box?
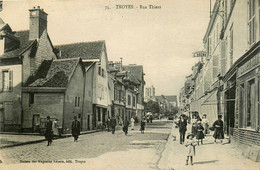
[178,112,225,166]
[44,115,81,146]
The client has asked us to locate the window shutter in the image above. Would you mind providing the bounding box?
[9,70,13,91]
[0,71,2,92]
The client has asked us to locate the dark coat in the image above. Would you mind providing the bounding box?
[123,120,129,132]
[72,120,81,137]
[178,119,187,132]
[213,119,224,139]
[45,120,53,141]
[196,124,204,139]
[110,118,116,127]
[140,120,146,131]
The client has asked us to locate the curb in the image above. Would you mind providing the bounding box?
[0,129,105,149]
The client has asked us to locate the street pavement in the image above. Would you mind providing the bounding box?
[0,120,259,170]
[0,120,172,170]
[158,123,260,170]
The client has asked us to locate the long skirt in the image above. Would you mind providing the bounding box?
[196,131,204,139]
[213,129,224,139]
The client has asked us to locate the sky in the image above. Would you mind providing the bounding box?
[0,0,211,96]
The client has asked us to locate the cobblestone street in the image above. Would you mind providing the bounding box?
[0,120,172,169]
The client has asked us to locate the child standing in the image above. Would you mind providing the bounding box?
[185,133,197,166]
[196,121,204,145]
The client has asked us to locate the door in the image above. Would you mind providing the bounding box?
[32,114,40,132]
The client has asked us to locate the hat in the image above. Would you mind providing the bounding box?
[187,133,194,139]
[47,116,50,119]
[197,121,201,124]
[218,115,222,118]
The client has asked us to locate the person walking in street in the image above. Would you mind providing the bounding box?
[195,121,204,145]
[185,133,197,166]
[178,115,187,144]
[123,117,129,135]
[201,114,209,136]
[107,116,111,132]
[131,117,135,130]
[140,116,146,134]
[213,115,224,144]
[71,116,81,142]
[110,116,117,134]
[52,118,59,137]
[45,116,53,146]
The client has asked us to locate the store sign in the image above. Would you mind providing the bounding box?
[193,51,206,58]
[238,53,260,76]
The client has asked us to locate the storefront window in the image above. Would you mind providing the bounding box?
[239,84,244,128]
[246,79,255,129]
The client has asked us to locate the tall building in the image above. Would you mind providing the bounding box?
[145,85,156,101]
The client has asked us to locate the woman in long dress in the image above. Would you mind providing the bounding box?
[52,119,59,137]
[131,117,135,130]
[213,115,224,144]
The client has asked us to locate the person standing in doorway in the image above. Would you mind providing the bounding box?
[52,119,59,137]
[110,116,117,134]
[178,115,187,144]
[45,116,53,146]
[71,116,81,142]
[131,117,135,130]
[213,115,224,144]
[123,117,129,135]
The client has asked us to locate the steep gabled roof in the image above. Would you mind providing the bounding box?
[55,41,105,60]
[123,65,144,83]
[0,30,36,59]
[27,58,80,87]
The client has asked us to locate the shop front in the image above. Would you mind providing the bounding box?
[229,43,260,162]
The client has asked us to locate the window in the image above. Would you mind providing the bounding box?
[133,96,136,107]
[98,66,102,76]
[119,90,122,101]
[248,0,256,45]
[246,79,256,129]
[239,84,245,128]
[75,97,80,107]
[102,68,105,77]
[0,70,13,92]
[29,93,34,106]
[128,95,131,105]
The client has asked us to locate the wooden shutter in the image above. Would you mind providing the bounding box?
[9,70,13,91]
[0,71,2,92]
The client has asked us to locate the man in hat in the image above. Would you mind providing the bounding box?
[178,115,187,144]
[71,116,81,142]
[45,116,53,146]
[213,114,224,144]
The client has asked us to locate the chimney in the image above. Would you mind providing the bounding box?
[29,6,48,40]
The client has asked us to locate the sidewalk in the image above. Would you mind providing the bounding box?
[0,128,109,149]
[158,124,260,170]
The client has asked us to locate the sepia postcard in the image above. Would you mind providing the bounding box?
[0,0,260,170]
